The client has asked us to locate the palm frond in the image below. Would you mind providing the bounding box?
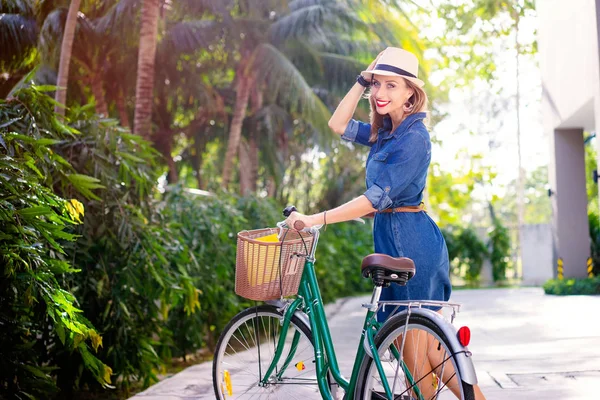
[250,43,331,146]
[253,104,294,143]
[306,32,383,58]
[162,20,223,54]
[93,0,140,37]
[227,17,269,45]
[268,3,365,47]
[252,104,295,182]
[174,0,234,17]
[238,0,287,19]
[288,0,332,12]
[0,0,38,71]
[261,136,286,183]
[317,52,365,90]
[71,13,102,63]
[0,12,39,71]
[38,8,65,68]
[283,40,365,93]
[0,0,34,14]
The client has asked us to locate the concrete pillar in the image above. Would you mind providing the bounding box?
[552,128,590,278]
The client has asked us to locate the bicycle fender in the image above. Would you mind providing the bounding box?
[403,308,478,385]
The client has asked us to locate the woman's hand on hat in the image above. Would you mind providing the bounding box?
[367,51,385,70]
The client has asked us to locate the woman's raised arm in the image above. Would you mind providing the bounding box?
[327,83,368,135]
[328,52,383,135]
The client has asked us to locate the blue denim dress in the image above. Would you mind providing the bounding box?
[341,112,451,321]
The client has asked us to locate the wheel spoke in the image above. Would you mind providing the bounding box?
[358,316,474,400]
[213,307,324,399]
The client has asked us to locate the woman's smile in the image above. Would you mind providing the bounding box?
[376,99,390,108]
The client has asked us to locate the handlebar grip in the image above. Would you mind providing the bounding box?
[293,220,305,230]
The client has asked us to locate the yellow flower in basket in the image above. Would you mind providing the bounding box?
[245,232,282,287]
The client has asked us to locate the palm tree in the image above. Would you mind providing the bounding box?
[10,0,140,119]
[54,0,81,116]
[133,0,161,140]
[222,57,255,189]
[219,0,375,190]
[239,87,263,195]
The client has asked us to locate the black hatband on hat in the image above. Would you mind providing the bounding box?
[372,64,417,79]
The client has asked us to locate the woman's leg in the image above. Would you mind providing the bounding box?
[423,329,486,399]
[395,329,439,398]
[396,311,487,399]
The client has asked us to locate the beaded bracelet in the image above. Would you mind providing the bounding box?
[356,74,370,88]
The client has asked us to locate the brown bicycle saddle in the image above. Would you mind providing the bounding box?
[361,253,416,286]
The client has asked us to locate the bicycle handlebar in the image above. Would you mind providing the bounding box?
[276,220,323,232]
[281,205,316,232]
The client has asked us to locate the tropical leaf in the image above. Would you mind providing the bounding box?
[284,41,365,92]
[269,2,364,46]
[162,20,223,54]
[250,43,331,144]
[175,0,234,17]
[93,0,141,37]
[38,8,66,68]
[0,8,39,71]
[289,0,329,12]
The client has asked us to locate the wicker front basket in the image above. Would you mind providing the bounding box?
[235,228,314,301]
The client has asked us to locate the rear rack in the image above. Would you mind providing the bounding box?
[378,300,461,323]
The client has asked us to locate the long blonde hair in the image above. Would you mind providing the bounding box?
[367,79,429,143]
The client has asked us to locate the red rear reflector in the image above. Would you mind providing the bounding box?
[457,326,471,347]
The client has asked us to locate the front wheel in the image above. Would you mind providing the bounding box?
[355,313,475,400]
[213,305,325,399]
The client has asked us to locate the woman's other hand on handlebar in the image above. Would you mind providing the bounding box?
[284,211,319,230]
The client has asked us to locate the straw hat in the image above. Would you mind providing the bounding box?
[361,47,424,87]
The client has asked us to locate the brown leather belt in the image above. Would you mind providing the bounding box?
[378,204,425,213]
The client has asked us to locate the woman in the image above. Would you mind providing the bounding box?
[285,47,486,399]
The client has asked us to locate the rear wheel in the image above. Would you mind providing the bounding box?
[355,314,475,400]
[213,305,326,399]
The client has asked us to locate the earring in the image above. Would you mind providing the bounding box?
[403,101,414,113]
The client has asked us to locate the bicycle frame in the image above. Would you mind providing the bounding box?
[259,226,407,400]
[257,224,477,400]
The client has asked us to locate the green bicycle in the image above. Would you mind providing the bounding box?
[213,206,477,399]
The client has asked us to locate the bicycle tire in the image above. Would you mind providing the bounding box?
[354,313,475,400]
[213,305,329,399]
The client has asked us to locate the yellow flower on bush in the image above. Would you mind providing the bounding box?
[89,330,103,352]
[102,365,113,385]
[66,199,85,223]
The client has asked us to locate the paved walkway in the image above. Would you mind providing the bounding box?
[130,288,600,399]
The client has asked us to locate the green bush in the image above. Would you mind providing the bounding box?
[158,189,270,357]
[52,106,198,393]
[1,86,198,396]
[160,190,374,353]
[442,225,488,283]
[589,210,600,276]
[543,276,600,295]
[1,86,112,398]
[488,218,511,282]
